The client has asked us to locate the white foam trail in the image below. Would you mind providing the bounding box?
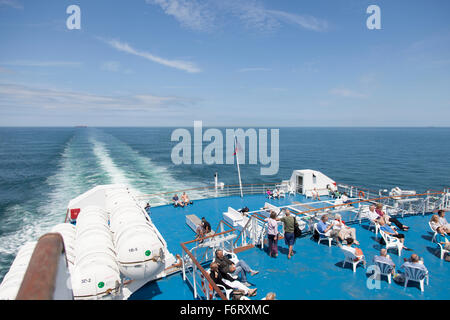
[0,137,83,256]
[90,138,133,187]
[90,133,205,199]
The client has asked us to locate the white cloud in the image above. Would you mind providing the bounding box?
[147,0,214,31]
[330,88,367,99]
[0,83,197,112]
[147,0,328,33]
[102,38,201,73]
[266,10,328,32]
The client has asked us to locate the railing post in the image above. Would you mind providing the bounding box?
[193,263,197,299]
[182,252,186,280]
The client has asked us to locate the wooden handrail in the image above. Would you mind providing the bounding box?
[182,222,236,246]
[180,242,228,300]
[16,233,66,300]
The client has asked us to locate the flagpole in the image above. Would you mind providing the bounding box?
[234,136,244,198]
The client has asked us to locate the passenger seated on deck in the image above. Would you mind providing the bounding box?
[367,205,381,222]
[332,214,359,245]
[209,262,257,297]
[342,238,365,264]
[327,185,336,198]
[437,210,450,233]
[436,226,450,261]
[429,215,441,232]
[195,224,206,242]
[401,254,428,273]
[181,192,193,206]
[272,188,280,199]
[266,189,273,199]
[215,249,259,288]
[172,194,184,207]
[317,215,341,244]
[373,248,396,274]
[312,188,321,201]
[379,217,411,251]
[375,203,409,231]
[201,217,212,236]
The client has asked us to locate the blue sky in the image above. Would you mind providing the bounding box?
[0,0,449,126]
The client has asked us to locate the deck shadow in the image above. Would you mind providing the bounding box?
[425,246,440,258]
[334,261,363,272]
[129,280,164,300]
[421,235,433,241]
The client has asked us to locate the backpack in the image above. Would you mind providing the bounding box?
[293,218,302,238]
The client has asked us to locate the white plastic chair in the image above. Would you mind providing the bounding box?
[287,185,295,196]
[403,265,429,292]
[203,268,234,300]
[380,230,403,256]
[369,220,380,237]
[314,223,333,247]
[215,284,234,300]
[428,221,437,233]
[374,260,394,284]
[432,235,449,260]
[341,247,366,272]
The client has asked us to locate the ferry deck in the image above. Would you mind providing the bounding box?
[130,192,450,300]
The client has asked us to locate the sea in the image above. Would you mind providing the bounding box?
[0,127,449,281]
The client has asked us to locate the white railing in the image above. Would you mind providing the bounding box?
[136,183,280,207]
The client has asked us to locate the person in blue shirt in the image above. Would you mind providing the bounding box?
[379,217,411,250]
[172,194,184,207]
[317,215,340,243]
[435,226,450,261]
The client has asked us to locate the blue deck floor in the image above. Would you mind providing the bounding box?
[130,194,450,300]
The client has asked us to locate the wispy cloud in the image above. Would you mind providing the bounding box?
[1,60,82,67]
[266,10,328,32]
[0,83,197,112]
[101,38,201,73]
[237,67,271,72]
[330,88,367,99]
[0,0,23,9]
[147,0,328,33]
[147,0,215,31]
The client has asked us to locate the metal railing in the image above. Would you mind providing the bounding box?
[136,183,280,207]
[180,220,239,300]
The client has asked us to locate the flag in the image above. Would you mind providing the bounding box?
[233,138,242,156]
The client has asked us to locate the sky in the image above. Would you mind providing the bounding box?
[0,0,449,127]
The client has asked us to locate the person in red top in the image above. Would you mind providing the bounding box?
[333,214,359,245]
[375,203,409,231]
